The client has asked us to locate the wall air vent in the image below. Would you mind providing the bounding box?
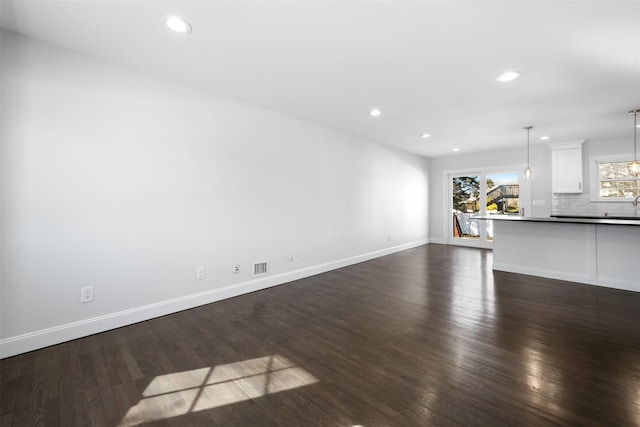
[252,260,270,277]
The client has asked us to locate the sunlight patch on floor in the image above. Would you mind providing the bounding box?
[118,354,318,426]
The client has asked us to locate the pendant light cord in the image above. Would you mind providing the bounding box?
[527,127,531,165]
[524,126,533,166]
[634,111,638,161]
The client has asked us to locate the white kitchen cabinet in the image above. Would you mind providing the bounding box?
[550,141,584,193]
[492,218,640,293]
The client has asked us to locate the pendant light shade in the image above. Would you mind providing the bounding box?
[629,109,640,176]
[524,166,533,179]
[523,126,533,179]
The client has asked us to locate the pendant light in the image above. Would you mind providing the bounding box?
[523,126,533,179]
[628,109,640,176]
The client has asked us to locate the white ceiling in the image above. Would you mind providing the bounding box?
[2,1,639,158]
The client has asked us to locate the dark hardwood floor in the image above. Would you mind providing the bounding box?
[2,244,639,426]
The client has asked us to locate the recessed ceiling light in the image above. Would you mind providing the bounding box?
[166,16,192,34]
[452,148,460,152]
[369,109,381,117]
[497,71,520,82]
[540,136,550,140]
[420,133,431,139]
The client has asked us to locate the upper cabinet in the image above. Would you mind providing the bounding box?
[549,141,585,194]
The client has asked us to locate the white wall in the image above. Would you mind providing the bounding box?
[429,143,551,243]
[0,31,430,357]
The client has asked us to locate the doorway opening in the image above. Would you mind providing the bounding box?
[448,170,524,248]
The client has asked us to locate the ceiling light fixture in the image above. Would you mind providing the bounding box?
[369,109,381,117]
[420,133,431,139]
[540,136,550,141]
[628,109,640,176]
[452,148,460,152]
[523,126,534,179]
[165,16,192,34]
[497,71,520,82]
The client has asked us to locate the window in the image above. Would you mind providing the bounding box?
[591,156,640,201]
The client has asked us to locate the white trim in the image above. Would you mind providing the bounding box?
[492,262,590,284]
[492,262,639,293]
[0,239,429,359]
[592,278,640,293]
[547,140,585,150]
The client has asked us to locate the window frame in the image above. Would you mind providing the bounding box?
[589,153,640,202]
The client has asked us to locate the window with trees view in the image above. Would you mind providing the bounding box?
[597,160,640,199]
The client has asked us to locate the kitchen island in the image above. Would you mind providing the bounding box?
[486,216,640,293]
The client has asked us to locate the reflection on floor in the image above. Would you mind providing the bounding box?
[119,355,317,426]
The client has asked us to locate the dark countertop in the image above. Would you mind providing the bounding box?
[475,215,640,226]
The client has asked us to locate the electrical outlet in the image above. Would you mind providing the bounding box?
[299,250,306,260]
[233,264,240,274]
[196,266,206,280]
[287,255,294,262]
[81,286,94,303]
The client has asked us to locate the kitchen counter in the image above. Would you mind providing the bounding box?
[484,216,640,293]
[477,214,640,226]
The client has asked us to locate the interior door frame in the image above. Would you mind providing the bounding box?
[444,166,531,249]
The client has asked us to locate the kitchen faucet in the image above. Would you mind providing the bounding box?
[634,195,640,207]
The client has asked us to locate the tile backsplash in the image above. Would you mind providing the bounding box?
[552,193,639,216]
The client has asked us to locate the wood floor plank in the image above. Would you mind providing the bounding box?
[1,244,639,426]
[0,356,21,424]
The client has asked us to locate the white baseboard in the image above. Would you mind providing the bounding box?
[1,239,429,359]
[492,262,590,285]
[429,237,445,244]
[592,277,640,293]
[492,262,640,293]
